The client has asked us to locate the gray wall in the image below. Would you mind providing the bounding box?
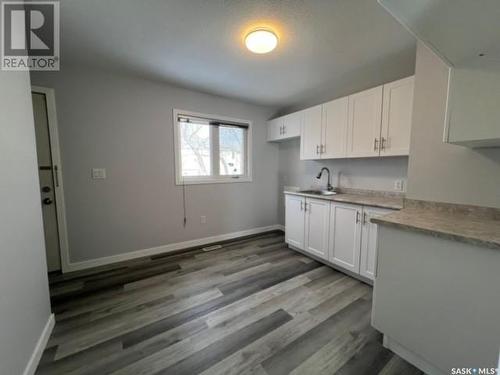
[277,138,408,223]
[0,70,52,374]
[407,42,500,208]
[31,66,279,263]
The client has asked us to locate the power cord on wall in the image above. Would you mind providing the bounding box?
[182,182,187,227]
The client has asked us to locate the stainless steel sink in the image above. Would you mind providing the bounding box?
[298,190,337,196]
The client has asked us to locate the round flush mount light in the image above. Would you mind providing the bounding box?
[245,29,278,54]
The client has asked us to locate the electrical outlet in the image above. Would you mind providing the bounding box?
[394,179,404,192]
[91,168,106,179]
[200,216,206,224]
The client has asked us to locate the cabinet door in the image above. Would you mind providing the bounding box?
[329,202,362,273]
[359,207,393,280]
[304,198,330,260]
[267,118,283,142]
[347,86,383,157]
[282,111,301,139]
[285,194,305,249]
[322,96,349,159]
[380,76,414,156]
[300,105,322,160]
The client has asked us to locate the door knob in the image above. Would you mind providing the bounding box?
[42,197,53,205]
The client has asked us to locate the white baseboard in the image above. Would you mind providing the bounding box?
[23,314,54,375]
[383,335,446,375]
[63,224,284,273]
[276,224,285,232]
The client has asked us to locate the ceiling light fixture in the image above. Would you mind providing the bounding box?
[245,29,278,54]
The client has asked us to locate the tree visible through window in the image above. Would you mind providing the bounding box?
[175,111,251,184]
[180,122,211,177]
[219,126,244,176]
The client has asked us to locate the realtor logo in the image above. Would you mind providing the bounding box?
[1,1,59,70]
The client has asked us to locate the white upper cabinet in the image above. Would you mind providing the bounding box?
[300,105,323,160]
[304,198,330,261]
[282,112,301,139]
[267,111,301,142]
[359,207,392,280]
[380,76,414,156]
[328,202,362,274]
[347,86,383,158]
[272,76,414,157]
[321,97,349,159]
[267,118,283,142]
[445,68,500,148]
[285,194,305,250]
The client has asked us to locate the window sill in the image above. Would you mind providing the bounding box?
[175,176,253,185]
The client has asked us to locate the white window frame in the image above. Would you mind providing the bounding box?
[173,109,253,185]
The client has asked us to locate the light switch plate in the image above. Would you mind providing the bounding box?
[91,168,106,179]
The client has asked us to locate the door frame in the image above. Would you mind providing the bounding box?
[32,86,71,273]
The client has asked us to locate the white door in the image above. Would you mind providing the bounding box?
[304,198,330,260]
[347,86,383,157]
[300,105,322,160]
[285,194,305,249]
[267,118,283,141]
[380,76,414,156]
[282,111,301,138]
[32,92,62,272]
[322,96,349,159]
[329,202,362,273]
[360,207,393,280]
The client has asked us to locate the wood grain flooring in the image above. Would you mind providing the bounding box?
[37,231,423,375]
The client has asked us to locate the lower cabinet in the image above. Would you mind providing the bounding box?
[285,194,305,249]
[284,194,394,281]
[329,202,362,273]
[359,207,393,279]
[304,198,330,260]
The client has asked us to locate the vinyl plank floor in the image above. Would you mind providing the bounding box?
[37,231,423,375]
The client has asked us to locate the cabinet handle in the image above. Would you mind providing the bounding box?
[381,137,387,151]
[283,126,286,135]
[321,144,325,153]
[374,138,379,151]
[280,126,283,135]
[304,202,307,212]
[54,165,60,187]
[300,201,303,211]
[316,145,320,154]
[356,211,360,224]
[363,212,367,225]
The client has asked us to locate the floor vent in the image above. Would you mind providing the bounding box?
[202,244,223,252]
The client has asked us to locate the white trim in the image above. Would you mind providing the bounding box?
[172,108,253,185]
[442,65,454,143]
[64,225,283,272]
[383,335,446,375]
[23,314,55,375]
[31,86,71,273]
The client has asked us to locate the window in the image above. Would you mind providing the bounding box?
[174,110,252,184]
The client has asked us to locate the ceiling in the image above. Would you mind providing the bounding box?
[379,0,500,69]
[59,0,416,108]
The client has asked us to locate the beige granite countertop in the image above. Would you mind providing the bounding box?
[284,191,403,210]
[372,205,500,250]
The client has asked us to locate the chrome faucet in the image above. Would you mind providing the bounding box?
[316,167,334,191]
